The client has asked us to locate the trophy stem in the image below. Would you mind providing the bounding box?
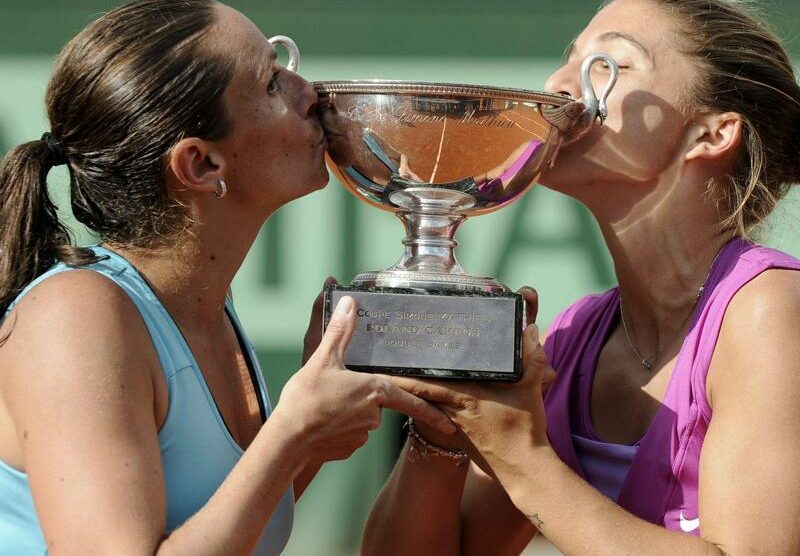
[391,209,467,275]
[351,188,509,292]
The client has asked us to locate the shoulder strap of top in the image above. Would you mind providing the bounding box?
[544,289,620,475]
[544,289,619,372]
[689,240,800,420]
[225,297,274,415]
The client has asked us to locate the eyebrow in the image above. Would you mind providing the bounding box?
[563,31,654,65]
[598,31,654,63]
[255,48,278,82]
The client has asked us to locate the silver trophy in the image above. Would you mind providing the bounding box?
[271,36,618,380]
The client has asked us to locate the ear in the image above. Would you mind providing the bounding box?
[167,137,227,195]
[685,112,743,164]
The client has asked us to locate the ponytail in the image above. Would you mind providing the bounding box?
[0,138,95,316]
[2,0,232,317]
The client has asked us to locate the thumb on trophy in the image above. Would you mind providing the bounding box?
[314,295,357,367]
[520,323,556,392]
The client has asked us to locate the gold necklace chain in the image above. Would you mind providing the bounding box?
[619,285,704,370]
[618,245,726,370]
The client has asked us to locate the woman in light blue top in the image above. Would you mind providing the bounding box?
[0,1,454,554]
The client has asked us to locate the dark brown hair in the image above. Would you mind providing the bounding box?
[0,0,235,314]
[649,0,800,237]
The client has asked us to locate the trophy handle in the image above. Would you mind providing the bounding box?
[268,35,300,72]
[580,53,619,124]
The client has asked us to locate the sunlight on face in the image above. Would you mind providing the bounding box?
[540,0,700,203]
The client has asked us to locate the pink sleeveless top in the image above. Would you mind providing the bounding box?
[543,238,800,535]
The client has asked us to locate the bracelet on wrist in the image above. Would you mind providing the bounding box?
[405,417,469,467]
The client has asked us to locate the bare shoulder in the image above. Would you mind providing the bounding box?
[725,267,800,324]
[716,268,800,348]
[709,268,800,406]
[4,268,137,330]
[0,269,159,403]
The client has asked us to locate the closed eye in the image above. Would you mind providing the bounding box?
[599,62,629,70]
[267,70,281,92]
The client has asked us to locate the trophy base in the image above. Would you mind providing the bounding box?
[324,284,524,381]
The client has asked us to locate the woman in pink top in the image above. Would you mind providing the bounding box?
[364,1,800,554]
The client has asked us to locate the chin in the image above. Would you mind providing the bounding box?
[292,173,329,200]
[538,180,579,199]
[275,173,330,207]
[312,168,330,191]
[539,165,581,192]
[537,166,599,203]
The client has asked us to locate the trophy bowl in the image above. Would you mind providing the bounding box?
[314,54,618,380]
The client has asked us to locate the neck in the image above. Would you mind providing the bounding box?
[605,223,731,315]
[109,206,268,328]
[593,176,735,349]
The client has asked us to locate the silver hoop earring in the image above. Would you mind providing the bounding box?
[214,179,227,199]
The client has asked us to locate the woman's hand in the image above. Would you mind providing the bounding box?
[390,288,556,477]
[277,295,456,465]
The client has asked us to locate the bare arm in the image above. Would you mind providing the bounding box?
[0,272,454,555]
[460,464,538,554]
[698,269,800,554]
[363,424,541,556]
[362,434,469,556]
[363,289,541,556]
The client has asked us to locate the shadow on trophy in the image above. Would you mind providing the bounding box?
[306,46,618,381]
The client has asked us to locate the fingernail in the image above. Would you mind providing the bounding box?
[334,296,353,315]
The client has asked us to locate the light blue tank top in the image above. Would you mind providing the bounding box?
[0,245,294,555]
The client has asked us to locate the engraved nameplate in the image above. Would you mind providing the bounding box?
[324,286,523,381]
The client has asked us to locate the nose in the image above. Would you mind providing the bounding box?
[306,86,319,118]
[544,61,581,100]
[290,72,319,117]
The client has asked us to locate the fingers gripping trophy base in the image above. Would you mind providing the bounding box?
[323,284,524,381]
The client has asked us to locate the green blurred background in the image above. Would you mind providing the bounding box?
[2,1,800,554]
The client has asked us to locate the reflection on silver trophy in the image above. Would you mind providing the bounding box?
[316,52,619,380]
